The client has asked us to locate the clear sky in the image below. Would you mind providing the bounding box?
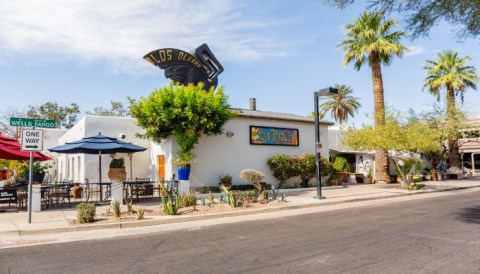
[0,0,479,127]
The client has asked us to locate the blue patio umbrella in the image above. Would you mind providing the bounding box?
[48,133,147,200]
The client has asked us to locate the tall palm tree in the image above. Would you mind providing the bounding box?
[318,84,361,125]
[423,50,479,168]
[338,10,407,183]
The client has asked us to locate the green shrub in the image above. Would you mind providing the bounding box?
[194,186,220,194]
[295,153,316,187]
[267,154,298,188]
[332,156,349,172]
[76,203,96,224]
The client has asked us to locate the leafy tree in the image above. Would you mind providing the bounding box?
[325,0,480,39]
[129,82,235,164]
[342,107,468,181]
[338,10,407,182]
[27,101,80,129]
[0,107,27,140]
[318,84,361,125]
[423,50,479,168]
[86,101,129,117]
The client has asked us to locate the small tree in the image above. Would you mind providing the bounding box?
[129,82,235,164]
[342,107,466,181]
[240,169,265,191]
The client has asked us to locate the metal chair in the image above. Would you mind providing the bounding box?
[84,179,101,202]
[131,177,152,200]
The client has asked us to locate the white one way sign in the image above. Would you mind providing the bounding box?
[21,129,43,151]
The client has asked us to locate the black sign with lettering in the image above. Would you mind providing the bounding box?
[144,43,223,91]
[0,189,17,204]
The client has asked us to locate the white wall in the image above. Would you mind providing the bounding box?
[153,116,330,188]
[55,116,151,183]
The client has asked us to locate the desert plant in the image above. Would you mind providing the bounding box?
[111,200,121,219]
[179,191,197,207]
[221,185,236,208]
[218,173,233,184]
[159,181,179,215]
[76,203,96,224]
[125,198,134,213]
[104,206,112,216]
[208,191,215,205]
[135,206,145,220]
[240,169,265,185]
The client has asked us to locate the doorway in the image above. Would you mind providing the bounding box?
[157,155,165,180]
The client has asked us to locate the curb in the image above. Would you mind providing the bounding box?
[4,185,480,237]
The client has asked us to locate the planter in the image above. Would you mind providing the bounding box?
[70,184,83,199]
[330,179,338,186]
[108,168,126,182]
[26,173,45,183]
[364,178,372,184]
[177,165,191,180]
[355,174,364,184]
[335,172,349,183]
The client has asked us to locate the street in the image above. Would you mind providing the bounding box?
[1,189,479,273]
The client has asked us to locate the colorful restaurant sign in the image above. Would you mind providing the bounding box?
[250,126,299,146]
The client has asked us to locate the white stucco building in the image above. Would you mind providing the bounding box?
[45,106,333,188]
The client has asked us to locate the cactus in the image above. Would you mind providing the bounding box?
[222,185,236,208]
[158,181,179,215]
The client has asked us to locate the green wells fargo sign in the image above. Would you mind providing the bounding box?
[10,117,57,129]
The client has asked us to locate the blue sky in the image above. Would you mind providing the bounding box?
[0,0,479,127]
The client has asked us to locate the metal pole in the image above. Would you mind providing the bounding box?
[28,150,33,223]
[314,92,324,199]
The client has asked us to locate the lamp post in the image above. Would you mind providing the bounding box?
[314,87,338,199]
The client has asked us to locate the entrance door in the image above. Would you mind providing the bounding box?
[157,155,165,180]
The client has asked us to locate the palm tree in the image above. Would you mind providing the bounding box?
[338,10,407,183]
[318,84,361,125]
[423,50,479,168]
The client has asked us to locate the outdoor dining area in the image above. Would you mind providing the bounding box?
[1,177,179,211]
[0,132,166,212]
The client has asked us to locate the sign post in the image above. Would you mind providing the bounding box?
[21,128,44,223]
[10,117,55,223]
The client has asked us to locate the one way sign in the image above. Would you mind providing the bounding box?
[21,129,43,151]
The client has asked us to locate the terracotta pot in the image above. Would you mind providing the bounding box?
[71,185,83,198]
[335,172,349,183]
[108,168,126,181]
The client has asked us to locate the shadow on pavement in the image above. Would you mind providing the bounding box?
[457,205,480,224]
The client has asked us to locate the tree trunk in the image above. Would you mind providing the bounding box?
[446,86,460,168]
[370,53,390,183]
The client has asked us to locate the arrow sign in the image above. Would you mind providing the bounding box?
[21,129,43,151]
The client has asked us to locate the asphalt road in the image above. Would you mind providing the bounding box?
[1,189,480,274]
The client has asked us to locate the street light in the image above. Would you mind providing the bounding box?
[314,87,338,199]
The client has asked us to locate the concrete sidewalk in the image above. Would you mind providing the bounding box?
[1,177,480,238]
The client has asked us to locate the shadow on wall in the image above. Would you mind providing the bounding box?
[456,205,480,224]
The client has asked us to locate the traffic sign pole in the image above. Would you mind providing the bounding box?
[28,150,33,224]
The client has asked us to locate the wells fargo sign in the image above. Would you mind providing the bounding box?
[250,126,299,146]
